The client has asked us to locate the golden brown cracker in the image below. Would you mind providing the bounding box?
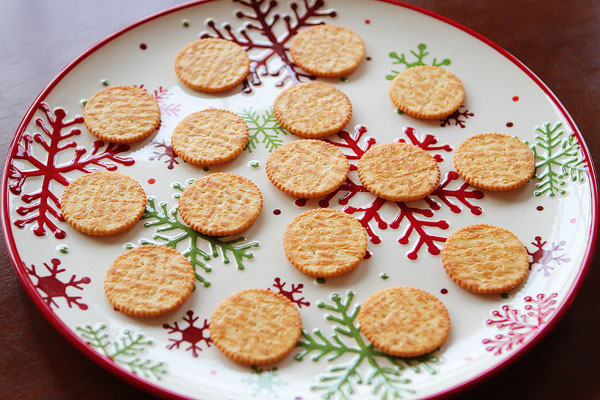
[358,287,451,357]
[290,25,365,77]
[357,142,440,201]
[283,208,367,277]
[273,82,352,138]
[266,139,350,198]
[171,109,249,166]
[389,66,465,119]
[61,171,146,236]
[104,245,195,317]
[178,173,263,236]
[174,38,250,92]
[84,85,160,143]
[210,289,302,365]
[454,133,535,191]
[441,224,529,294]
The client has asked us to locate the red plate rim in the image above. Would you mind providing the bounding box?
[2,1,598,399]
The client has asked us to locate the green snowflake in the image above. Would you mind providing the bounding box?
[126,179,259,287]
[529,121,586,196]
[296,291,439,400]
[386,43,451,80]
[241,366,287,397]
[76,324,166,380]
[240,108,288,153]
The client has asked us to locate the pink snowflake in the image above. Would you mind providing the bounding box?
[149,139,179,169]
[8,103,134,239]
[201,0,336,92]
[527,236,571,276]
[440,106,474,128]
[24,258,91,310]
[483,293,558,355]
[271,277,310,308]
[163,310,212,357]
[296,125,484,259]
[153,86,181,117]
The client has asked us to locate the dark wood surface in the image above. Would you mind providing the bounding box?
[1,1,598,399]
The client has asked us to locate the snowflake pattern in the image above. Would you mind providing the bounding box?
[201,0,336,92]
[482,293,558,355]
[149,139,180,169]
[527,236,571,276]
[8,102,134,239]
[528,121,586,196]
[153,86,181,117]
[242,366,287,398]
[439,106,474,128]
[24,258,90,310]
[297,125,483,259]
[163,310,212,357]
[128,180,259,287]
[240,108,288,153]
[296,291,439,400]
[76,324,167,380]
[385,43,451,80]
[271,277,310,308]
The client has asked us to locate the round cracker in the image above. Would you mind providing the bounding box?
[266,139,350,198]
[210,289,302,365]
[389,66,465,119]
[358,287,451,357]
[178,173,262,236]
[174,38,250,92]
[454,133,535,191]
[290,25,365,77]
[284,208,367,277]
[171,109,249,166]
[104,245,195,317]
[61,171,146,236]
[84,85,160,143]
[441,224,529,294]
[357,142,440,201]
[273,82,352,138]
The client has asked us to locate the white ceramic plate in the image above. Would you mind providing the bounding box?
[3,1,598,399]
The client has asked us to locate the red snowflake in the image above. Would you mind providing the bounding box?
[24,258,91,310]
[483,293,558,355]
[153,86,181,117]
[149,139,180,169]
[201,0,336,92]
[439,106,474,128]
[163,310,212,357]
[527,236,571,277]
[271,277,310,308]
[395,126,453,162]
[8,103,135,239]
[296,125,484,259]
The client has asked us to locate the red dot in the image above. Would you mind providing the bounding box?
[536,206,544,211]
[506,122,514,127]
[512,96,519,102]
[273,209,281,215]
[148,178,156,184]
[440,288,448,294]
[365,19,371,24]
[364,251,373,259]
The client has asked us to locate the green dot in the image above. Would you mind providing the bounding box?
[124,243,134,250]
[396,109,404,114]
[500,293,509,299]
[101,79,109,86]
[380,272,389,280]
[316,277,326,284]
[56,245,69,254]
[80,99,88,106]
[182,19,190,28]
[248,160,260,168]
[203,167,209,172]
[340,77,348,82]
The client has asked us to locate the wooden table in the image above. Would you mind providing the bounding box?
[1,1,598,399]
